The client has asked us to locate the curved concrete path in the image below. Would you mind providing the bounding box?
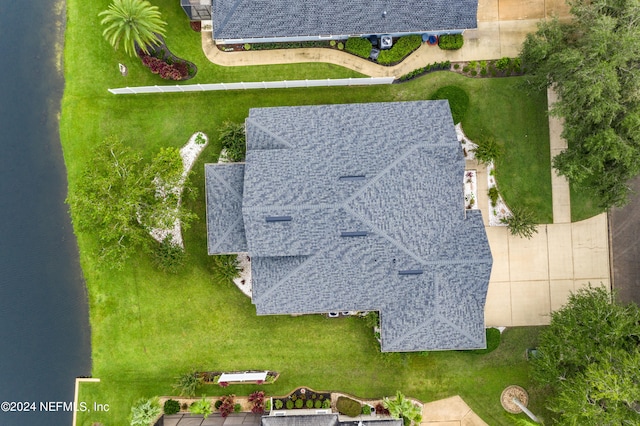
[201,0,572,77]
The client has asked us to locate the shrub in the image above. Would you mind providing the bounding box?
[337,42,344,50]
[130,397,162,426]
[218,395,236,418]
[219,381,229,388]
[215,400,223,409]
[249,391,265,414]
[488,187,500,207]
[234,403,242,413]
[501,206,539,239]
[397,61,451,81]
[479,60,487,68]
[495,57,511,70]
[480,68,487,76]
[152,236,186,273]
[243,43,251,50]
[468,60,477,69]
[163,399,181,415]
[471,70,477,76]
[189,397,213,419]
[430,86,470,124]
[218,121,246,162]
[314,400,322,409]
[377,35,422,65]
[462,66,469,73]
[274,399,283,409]
[363,311,380,328]
[286,400,294,409]
[322,399,331,409]
[454,63,460,69]
[306,399,314,408]
[363,405,372,414]
[295,399,304,409]
[173,371,202,397]
[336,396,362,417]
[472,136,503,165]
[375,403,390,415]
[345,37,372,58]
[265,400,271,412]
[212,254,240,281]
[438,33,463,50]
[330,40,336,47]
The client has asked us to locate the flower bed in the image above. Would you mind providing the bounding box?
[197,370,279,386]
[464,171,478,210]
[487,162,512,226]
[138,35,197,80]
[272,387,332,411]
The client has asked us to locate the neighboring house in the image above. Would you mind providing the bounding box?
[261,414,402,426]
[197,0,477,45]
[205,101,493,352]
[179,0,211,21]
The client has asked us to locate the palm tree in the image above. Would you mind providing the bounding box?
[99,0,167,57]
[382,391,423,426]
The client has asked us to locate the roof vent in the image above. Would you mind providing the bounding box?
[340,231,368,237]
[398,269,424,275]
[265,216,292,223]
[339,175,366,181]
[382,10,387,18]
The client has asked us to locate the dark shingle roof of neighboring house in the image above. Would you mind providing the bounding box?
[205,101,493,352]
[212,0,478,41]
[261,415,339,426]
[260,414,403,426]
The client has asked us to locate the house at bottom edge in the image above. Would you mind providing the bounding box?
[205,100,493,352]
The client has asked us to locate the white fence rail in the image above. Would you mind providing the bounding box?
[108,77,395,94]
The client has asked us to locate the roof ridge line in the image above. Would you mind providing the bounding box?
[345,144,420,205]
[246,117,294,149]
[214,0,245,36]
[207,164,245,202]
[252,253,317,304]
[242,202,337,213]
[343,205,424,264]
[209,216,244,253]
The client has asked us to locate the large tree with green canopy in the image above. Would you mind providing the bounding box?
[519,0,640,209]
[531,286,640,424]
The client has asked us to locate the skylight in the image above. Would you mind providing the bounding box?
[340,231,368,237]
[338,175,366,181]
[398,269,424,275]
[265,216,292,222]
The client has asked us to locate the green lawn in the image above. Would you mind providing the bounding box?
[62,1,585,425]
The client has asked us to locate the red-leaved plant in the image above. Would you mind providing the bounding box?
[248,391,265,414]
[219,394,235,418]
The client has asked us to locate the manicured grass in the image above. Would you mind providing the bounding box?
[570,182,605,222]
[62,1,578,425]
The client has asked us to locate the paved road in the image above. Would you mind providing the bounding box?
[610,176,640,305]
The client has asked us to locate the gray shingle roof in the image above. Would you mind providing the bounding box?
[205,163,248,254]
[205,101,493,352]
[212,0,478,40]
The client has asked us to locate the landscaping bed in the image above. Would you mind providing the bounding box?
[451,58,524,78]
[272,387,331,410]
[138,35,197,80]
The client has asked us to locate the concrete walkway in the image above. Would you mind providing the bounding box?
[201,0,572,77]
[547,87,571,224]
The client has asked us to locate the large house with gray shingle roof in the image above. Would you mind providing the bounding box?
[201,0,477,45]
[205,101,492,352]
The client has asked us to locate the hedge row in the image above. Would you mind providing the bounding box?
[397,61,451,81]
[336,396,362,417]
[377,35,422,65]
[438,34,463,50]
[345,37,372,58]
